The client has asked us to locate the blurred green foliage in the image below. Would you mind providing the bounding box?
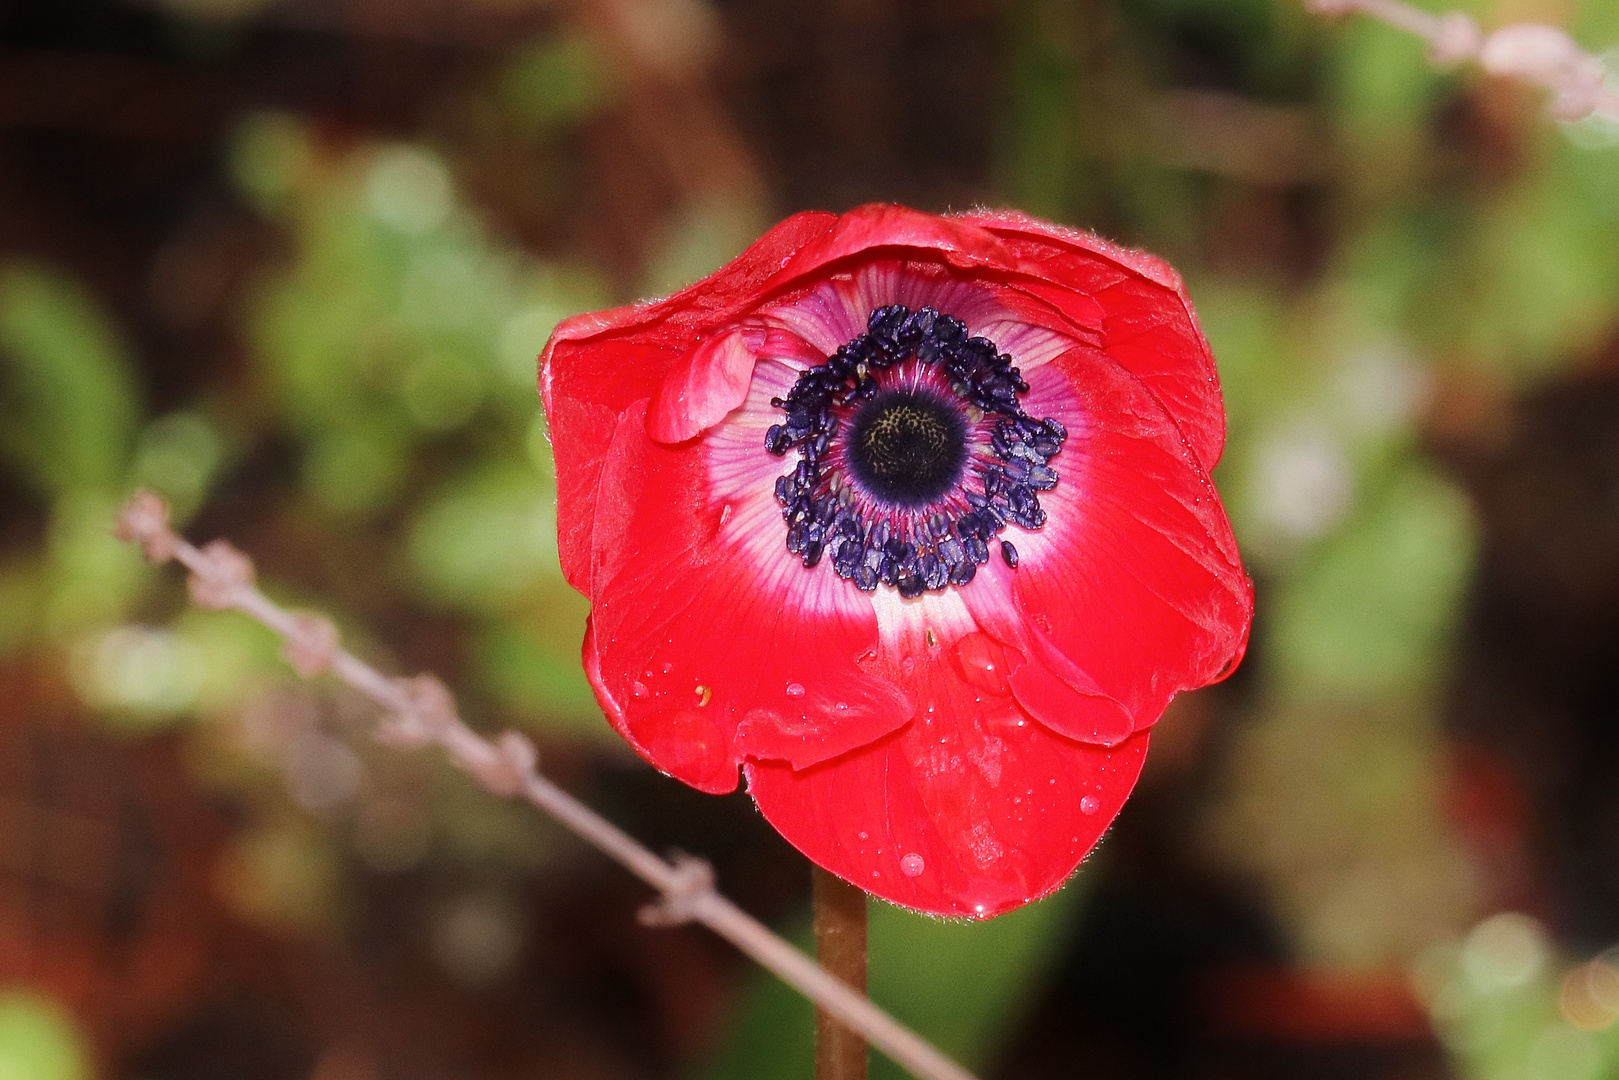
[0,263,138,499]
[4,0,1619,1076]
[0,993,89,1080]
[499,32,619,132]
[229,114,609,744]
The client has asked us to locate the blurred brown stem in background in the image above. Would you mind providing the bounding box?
[1306,0,1619,121]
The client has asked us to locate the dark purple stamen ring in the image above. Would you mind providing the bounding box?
[765,304,1066,597]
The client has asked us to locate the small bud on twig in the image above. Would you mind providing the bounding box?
[283,612,340,677]
[377,673,459,747]
[187,539,256,610]
[115,490,177,563]
[1482,24,1610,121]
[1429,13,1482,67]
[639,852,716,926]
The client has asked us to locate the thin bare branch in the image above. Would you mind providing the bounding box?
[1306,0,1619,121]
[114,490,978,1080]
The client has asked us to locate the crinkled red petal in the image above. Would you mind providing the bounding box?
[980,347,1251,743]
[959,209,1227,472]
[583,401,914,793]
[745,631,1150,917]
[648,328,761,444]
[541,212,840,589]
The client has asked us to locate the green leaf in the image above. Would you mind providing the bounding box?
[0,262,140,497]
[0,992,90,1080]
[500,34,618,131]
[1269,464,1476,699]
[407,461,560,610]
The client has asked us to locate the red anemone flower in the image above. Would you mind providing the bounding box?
[540,205,1252,918]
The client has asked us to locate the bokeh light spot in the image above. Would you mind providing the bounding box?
[432,893,525,988]
[69,624,204,719]
[1462,912,1550,992]
[0,992,89,1080]
[1559,959,1619,1031]
[366,146,453,235]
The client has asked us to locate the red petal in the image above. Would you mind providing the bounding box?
[648,328,762,444]
[746,635,1150,918]
[583,401,914,793]
[959,210,1228,472]
[772,204,1018,283]
[990,349,1252,741]
[542,212,839,589]
[948,559,1130,746]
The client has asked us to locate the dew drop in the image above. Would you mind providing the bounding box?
[661,662,673,674]
[785,682,806,697]
[953,631,1010,696]
[858,831,868,841]
[899,853,925,877]
[1079,795,1100,815]
[834,701,850,712]
[631,681,649,699]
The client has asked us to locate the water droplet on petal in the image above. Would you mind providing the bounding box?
[858,831,868,840]
[1079,795,1100,815]
[661,662,673,674]
[899,853,925,877]
[953,631,1011,696]
[631,681,649,699]
[785,682,805,697]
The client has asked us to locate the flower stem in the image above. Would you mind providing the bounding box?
[814,865,869,1080]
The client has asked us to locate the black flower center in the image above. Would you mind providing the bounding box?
[846,390,968,506]
[763,304,1066,597]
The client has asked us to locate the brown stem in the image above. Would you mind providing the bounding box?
[813,865,869,1080]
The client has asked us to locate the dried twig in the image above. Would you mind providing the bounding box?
[115,490,977,1080]
[1306,0,1619,121]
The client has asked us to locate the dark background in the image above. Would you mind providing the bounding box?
[3,0,1619,1078]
